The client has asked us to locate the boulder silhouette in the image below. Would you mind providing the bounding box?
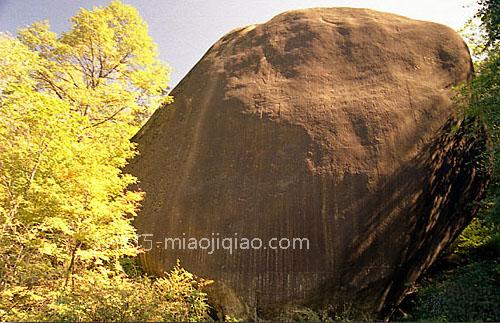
[127,8,489,318]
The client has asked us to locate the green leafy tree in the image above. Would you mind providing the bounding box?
[476,0,499,49]
[456,0,500,248]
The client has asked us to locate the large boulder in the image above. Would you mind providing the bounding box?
[127,8,489,318]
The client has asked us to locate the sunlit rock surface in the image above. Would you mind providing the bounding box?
[127,8,489,318]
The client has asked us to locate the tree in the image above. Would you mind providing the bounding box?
[0,2,207,321]
[476,0,499,50]
[457,0,499,238]
[17,0,172,128]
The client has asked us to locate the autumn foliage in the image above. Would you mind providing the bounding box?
[0,1,210,321]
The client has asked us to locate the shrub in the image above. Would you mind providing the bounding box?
[0,261,212,322]
[411,260,500,322]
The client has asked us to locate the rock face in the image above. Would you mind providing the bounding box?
[127,8,489,318]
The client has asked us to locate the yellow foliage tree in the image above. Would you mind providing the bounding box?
[0,2,210,321]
